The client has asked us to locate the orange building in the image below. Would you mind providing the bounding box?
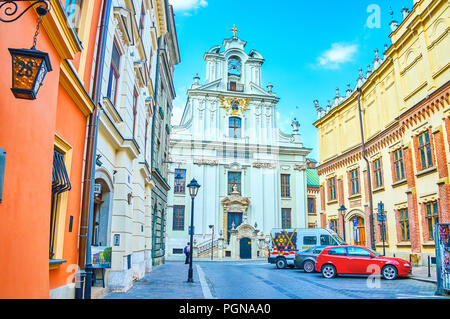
[0,0,102,298]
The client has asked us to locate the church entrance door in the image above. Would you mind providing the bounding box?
[240,237,251,259]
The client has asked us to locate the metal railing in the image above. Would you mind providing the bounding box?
[197,239,219,256]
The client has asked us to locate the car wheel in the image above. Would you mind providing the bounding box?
[321,264,336,279]
[276,258,287,269]
[382,265,398,280]
[303,260,315,273]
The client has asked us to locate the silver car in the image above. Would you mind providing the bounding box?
[294,246,326,273]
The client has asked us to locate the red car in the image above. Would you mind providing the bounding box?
[315,245,412,280]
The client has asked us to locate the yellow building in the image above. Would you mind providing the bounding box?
[313,0,449,265]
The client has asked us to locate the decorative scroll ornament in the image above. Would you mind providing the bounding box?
[0,0,50,23]
[193,159,218,166]
[252,162,276,169]
[219,96,249,116]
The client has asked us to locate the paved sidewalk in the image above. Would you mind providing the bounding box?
[103,261,205,299]
[411,266,437,283]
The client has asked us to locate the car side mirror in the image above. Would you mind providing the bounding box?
[369,254,376,258]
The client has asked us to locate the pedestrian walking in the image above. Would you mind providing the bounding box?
[184,243,191,264]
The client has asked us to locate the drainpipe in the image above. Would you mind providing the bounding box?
[78,0,112,299]
[357,88,376,250]
[150,36,162,170]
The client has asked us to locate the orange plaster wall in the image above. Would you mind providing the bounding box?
[48,85,88,291]
[0,10,61,299]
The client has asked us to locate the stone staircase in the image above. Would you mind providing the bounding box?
[196,239,219,258]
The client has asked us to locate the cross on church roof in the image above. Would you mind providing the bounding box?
[229,24,240,37]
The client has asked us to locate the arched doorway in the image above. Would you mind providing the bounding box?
[351,216,366,246]
[92,178,112,247]
[240,237,251,259]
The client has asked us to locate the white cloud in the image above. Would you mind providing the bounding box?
[170,0,208,11]
[317,43,358,69]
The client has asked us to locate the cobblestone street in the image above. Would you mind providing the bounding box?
[103,260,447,299]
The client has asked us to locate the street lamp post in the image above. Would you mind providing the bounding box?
[209,225,214,261]
[187,178,200,283]
[377,201,386,256]
[338,205,347,242]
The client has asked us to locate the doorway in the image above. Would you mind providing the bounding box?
[352,216,366,246]
[240,237,251,259]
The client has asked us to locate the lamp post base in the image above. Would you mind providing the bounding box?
[187,268,194,283]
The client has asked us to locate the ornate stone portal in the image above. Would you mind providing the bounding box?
[220,186,265,259]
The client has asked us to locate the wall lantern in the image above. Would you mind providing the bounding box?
[1,0,52,100]
[9,48,52,100]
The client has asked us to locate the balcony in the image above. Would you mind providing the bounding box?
[228,81,244,92]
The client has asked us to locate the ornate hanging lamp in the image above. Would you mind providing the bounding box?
[2,1,52,100]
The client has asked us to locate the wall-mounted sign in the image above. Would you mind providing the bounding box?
[91,246,112,268]
[94,183,101,195]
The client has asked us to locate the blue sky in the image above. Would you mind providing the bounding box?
[169,0,414,161]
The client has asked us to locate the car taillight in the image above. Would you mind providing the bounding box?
[295,253,299,257]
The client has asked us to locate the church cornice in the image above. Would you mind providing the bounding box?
[187,89,280,103]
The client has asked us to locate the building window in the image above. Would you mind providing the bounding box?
[174,169,186,194]
[350,169,360,195]
[173,248,183,254]
[399,209,410,241]
[328,177,336,201]
[228,172,241,195]
[132,89,138,137]
[50,150,71,259]
[329,219,338,233]
[139,2,146,38]
[229,117,242,138]
[107,41,121,105]
[172,206,185,231]
[281,208,291,229]
[425,202,439,240]
[373,159,383,189]
[418,131,433,170]
[65,0,83,30]
[393,149,405,181]
[307,198,316,214]
[281,174,291,198]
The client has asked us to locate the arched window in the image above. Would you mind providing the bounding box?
[229,117,241,138]
[228,56,241,77]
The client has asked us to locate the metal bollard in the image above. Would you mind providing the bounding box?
[428,256,431,278]
[75,270,87,299]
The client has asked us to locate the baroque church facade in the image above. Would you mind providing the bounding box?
[166,31,312,259]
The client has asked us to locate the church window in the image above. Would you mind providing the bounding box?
[229,117,242,138]
[281,174,291,198]
[228,172,241,195]
[174,169,186,194]
[281,208,291,229]
[172,206,185,231]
